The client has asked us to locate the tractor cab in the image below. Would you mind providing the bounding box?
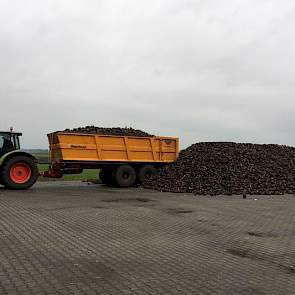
[0,131,22,157]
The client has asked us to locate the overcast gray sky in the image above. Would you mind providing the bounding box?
[0,0,294,149]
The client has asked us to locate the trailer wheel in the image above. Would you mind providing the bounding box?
[1,156,38,189]
[137,165,158,184]
[99,169,114,186]
[114,165,136,187]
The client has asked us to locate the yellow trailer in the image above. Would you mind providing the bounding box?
[44,132,179,187]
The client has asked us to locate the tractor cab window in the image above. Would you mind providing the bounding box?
[12,135,20,150]
[0,134,15,156]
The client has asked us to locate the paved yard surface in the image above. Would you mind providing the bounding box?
[0,182,295,295]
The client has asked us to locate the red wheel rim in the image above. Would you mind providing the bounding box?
[10,163,32,184]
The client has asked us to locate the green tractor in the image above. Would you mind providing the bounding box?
[0,130,38,189]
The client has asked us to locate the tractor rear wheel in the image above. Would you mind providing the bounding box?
[114,165,136,187]
[1,156,38,189]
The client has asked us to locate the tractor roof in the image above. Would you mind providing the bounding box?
[0,131,22,136]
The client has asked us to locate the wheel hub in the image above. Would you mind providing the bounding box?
[10,163,32,184]
[145,172,152,179]
[122,172,129,180]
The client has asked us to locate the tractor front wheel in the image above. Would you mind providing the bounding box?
[1,156,38,189]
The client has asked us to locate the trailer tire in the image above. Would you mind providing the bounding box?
[137,165,158,184]
[99,169,114,186]
[0,156,38,189]
[114,165,136,187]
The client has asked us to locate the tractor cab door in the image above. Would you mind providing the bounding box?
[0,133,19,157]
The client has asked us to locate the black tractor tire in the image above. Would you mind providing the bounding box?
[99,169,115,186]
[137,165,158,184]
[114,165,136,187]
[1,156,38,190]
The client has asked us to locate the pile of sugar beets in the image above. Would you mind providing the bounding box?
[145,142,295,195]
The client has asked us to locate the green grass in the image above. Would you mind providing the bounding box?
[32,152,49,164]
[35,152,99,182]
[32,152,48,158]
[38,164,99,182]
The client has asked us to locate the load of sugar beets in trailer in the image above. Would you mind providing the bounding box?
[0,126,294,195]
